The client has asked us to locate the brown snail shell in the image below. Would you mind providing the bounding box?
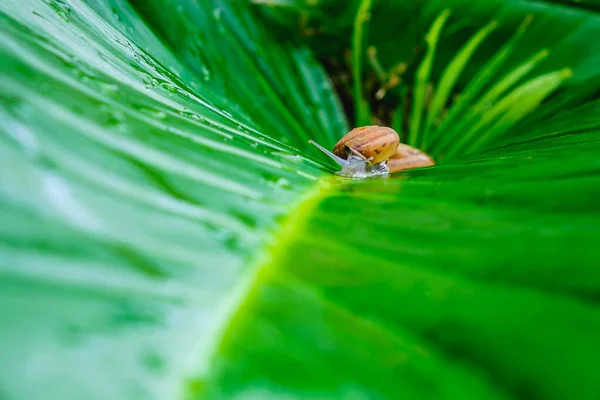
[387,143,435,173]
[309,126,432,178]
[333,126,400,165]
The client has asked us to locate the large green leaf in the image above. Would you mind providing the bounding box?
[1,0,600,399]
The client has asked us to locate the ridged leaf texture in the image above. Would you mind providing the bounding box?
[1,0,600,399]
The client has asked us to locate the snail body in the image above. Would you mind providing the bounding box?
[309,125,434,178]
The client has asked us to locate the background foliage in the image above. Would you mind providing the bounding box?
[1,0,600,399]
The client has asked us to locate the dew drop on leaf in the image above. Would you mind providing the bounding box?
[159,82,177,93]
[200,65,211,82]
[135,105,167,120]
[275,177,292,190]
[111,8,121,22]
[43,0,71,22]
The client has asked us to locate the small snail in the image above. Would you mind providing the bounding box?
[309,126,399,178]
[309,126,434,178]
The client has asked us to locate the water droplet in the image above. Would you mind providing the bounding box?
[213,8,223,21]
[111,7,121,22]
[141,73,159,89]
[159,82,177,93]
[44,0,71,22]
[100,83,120,95]
[102,110,131,135]
[274,152,304,165]
[179,110,196,119]
[200,65,211,82]
[135,105,168,120]
[102,108,124,125]
[275,177,291,189]
[176,88,189,98]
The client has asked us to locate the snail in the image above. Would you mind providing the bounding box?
[309,126,399,178]
[309,125,434,178]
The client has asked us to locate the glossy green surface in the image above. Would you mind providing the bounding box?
[1,0,600,399]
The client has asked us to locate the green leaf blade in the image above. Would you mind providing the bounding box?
[429,16,534,155]
[352,0,373,127]
[422,19,499,148]
[448,67,572,157]
[408,9,451,147]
